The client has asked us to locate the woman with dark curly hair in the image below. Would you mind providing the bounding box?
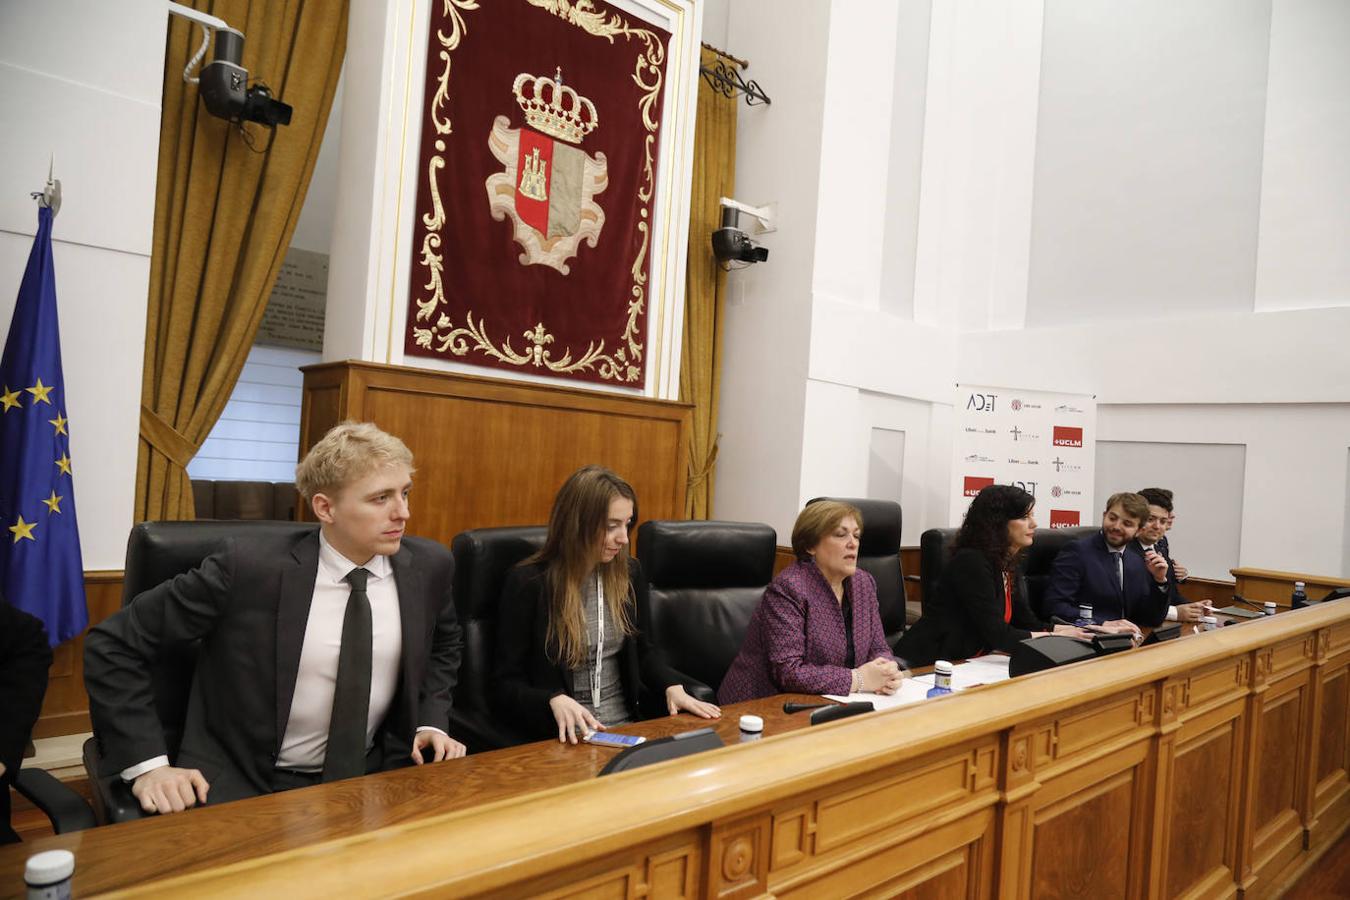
[896,485,1087,667]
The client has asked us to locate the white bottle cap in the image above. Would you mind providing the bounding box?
[1201,615,1218,626]
[1295,581,1305,589]
[934,660,954,675]
[25,850,74,887]
[738,714,764,733]
[1263,601,1277,608]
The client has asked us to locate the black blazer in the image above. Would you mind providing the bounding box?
[896,548,1046,667]
[491,557,684,739]
[1,602,52,844]
[84,530,462,804]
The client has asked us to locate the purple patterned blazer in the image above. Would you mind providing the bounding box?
[717,559,894,704]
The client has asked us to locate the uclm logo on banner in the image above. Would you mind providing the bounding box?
[1049,509,1080,529]
[963,476,995,497]
[1053,425,1084,448]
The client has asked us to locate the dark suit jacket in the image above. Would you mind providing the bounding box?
[84,530,462,804]
[491,557,684,740]
[1130,540,1185,607]
[896,548,1047,667]
[1,602,52,844]
[1043,531,1169,627]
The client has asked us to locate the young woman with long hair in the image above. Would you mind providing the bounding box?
[492,466,720,742]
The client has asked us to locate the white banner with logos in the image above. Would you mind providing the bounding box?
[949,384,1096,529]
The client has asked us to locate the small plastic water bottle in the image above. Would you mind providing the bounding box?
[1291,582,1308,610]
[927,660,954,698]
[25,850,74,900]
[1074,604,1094,628]
[1263,601,1277,617]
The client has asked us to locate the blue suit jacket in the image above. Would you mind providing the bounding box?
[1043,531,1170,627]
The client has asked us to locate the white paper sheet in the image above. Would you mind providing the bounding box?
[824,677,933,710]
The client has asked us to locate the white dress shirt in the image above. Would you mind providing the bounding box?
[122,531,443,781]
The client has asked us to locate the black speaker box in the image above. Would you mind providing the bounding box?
[1009,635,1097,677]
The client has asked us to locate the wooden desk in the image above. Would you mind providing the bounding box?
[0,694,824,898]
[3,605,1347,899]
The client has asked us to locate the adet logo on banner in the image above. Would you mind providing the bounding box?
[951,385,1095,526]
[963,476,995,497]
[1053,426,1083,448]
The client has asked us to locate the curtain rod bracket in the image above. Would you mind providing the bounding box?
[699,57,771,107]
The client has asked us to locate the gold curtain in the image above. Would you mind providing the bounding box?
[680,48,739,518]
[135,1,347,522]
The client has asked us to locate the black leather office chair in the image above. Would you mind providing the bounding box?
[83,520,316,824]
[12,768,97,834]
[448,526,547,753]
[807,497,908,648]
[918,527,959,617]
[636,520,777,698]
[1022,525,1097,619]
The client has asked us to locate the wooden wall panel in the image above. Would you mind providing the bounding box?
[299,361,691,545]
[1166,722,1236,897]
[1030,771,1135,899]
[33,570,122,739]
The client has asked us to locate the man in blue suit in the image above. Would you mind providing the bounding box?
[1044,492,1171,630]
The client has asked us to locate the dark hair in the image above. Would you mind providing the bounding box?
[1137,487,1173,512]
[953,484,1035,572]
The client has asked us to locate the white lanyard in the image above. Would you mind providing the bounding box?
[591,573,605,704]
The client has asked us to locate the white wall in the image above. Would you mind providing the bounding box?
[1254,0,1350,312]
[711,0,830,541]
[717,0,1350,584]
[0,1,163,569]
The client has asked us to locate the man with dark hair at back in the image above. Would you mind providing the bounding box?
[1044,492,1172,632]
[1,600,52,844]
[1136,488,1210,624]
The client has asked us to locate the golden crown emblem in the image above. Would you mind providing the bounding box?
[512,68,599,145]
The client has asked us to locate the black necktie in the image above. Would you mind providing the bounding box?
[323,567,373,782]
[1113,551,1124,593]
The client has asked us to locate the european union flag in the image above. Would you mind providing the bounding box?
[0,206,86,646]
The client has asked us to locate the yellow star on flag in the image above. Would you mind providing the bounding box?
[26,378,54,405]
[55,453,72,475]
[9,515,36,543]
[49,412,68,436]
[0,385,21,412]
[43,491,63,514]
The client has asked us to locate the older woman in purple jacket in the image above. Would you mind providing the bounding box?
[718,501,905,704]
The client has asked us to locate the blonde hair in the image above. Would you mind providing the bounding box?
[294,421,415,500]
[792,500,864,561]
[526,465,637,669]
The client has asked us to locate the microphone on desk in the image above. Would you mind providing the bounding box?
[1229,593,1265,611]
[783,701,833,714]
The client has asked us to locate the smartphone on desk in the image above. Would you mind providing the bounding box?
[583,731,646,748]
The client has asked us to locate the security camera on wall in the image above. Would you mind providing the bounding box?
[168,1,293,130]
[712,197,774,268]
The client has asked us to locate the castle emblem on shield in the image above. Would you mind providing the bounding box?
[486,68,609,275]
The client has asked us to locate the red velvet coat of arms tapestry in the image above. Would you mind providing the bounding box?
[406,0,671,386]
